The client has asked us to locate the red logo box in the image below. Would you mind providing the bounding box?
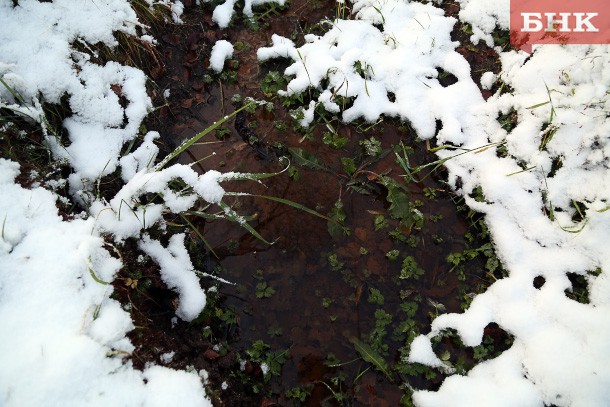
[510,0,610,52]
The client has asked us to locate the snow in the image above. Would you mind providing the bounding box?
[140,234,207,321]
[160,351,176,364]
[209,40,234,72]
[0,0,152,188]
[0,0,215,405]
[1,0,609,406]
[211,0,286,28]
[0,159,210,406]
[456,0,510,47]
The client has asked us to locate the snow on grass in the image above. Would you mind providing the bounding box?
[209,40,234,72]
[0,159,210,406]
[259,0,610,405]
[0,0,218,404]
[140,234,207,321]
[211,0,286,28]
[257,1,479,142]
[455,0,509,47]
[0,0,151,190]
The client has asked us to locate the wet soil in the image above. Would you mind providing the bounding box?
[117,1,507,405]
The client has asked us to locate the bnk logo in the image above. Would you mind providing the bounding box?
[510,0,610,53]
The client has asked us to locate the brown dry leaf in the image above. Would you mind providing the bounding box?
[194,93,205,104]
[203,349,221,360]
[110,84,122,96]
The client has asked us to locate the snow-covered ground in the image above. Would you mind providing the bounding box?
[1,0,608,406]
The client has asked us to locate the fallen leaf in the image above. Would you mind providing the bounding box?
[203,349,221,360]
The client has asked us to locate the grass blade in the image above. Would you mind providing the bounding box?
[154,101,255,171]
[218,201,272,245]
[87,259,110,285]
[180,214,219,259]
[526,101,550,109]
[238,193,341,225]
[350,337,393,382]
[0,77,27,105]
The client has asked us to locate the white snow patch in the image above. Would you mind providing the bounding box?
[139,234,207,321]
[211,0,286,28]
[160,351,176,364]
[0,159,211,406]
[209,40,234,72]
[480,71,496,90]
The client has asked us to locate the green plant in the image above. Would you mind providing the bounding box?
[385,249,400,261]
[267,325,283,337]
[328,253,344,271]
[429,213,443,222]
[214,126,231,140]
[245,340,289,383]
[375,214,389,230]
[274,120,288,131]
[322,297,333,309]
[360,136,382,156]
[230,93,242,104]
[400,256,424,280]
[285,385,313,402]
[322,131,349,149]
[368,309,392,356]
[368,287,385,305]
[255,281,276,299]
[351,337,393,381]
[328,198,349,239]
[261,71,288,97]
[341,157,357,175]
[423,187,436,199]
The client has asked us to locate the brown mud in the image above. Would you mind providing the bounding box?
[113,1,508,405]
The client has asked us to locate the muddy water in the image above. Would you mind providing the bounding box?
[147,1,496,404]
[177,115,472,404]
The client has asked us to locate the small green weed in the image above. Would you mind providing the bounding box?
[360,136,382,156]
[285,385,313,402]
[400,256,424,280]
[255,281,276,299]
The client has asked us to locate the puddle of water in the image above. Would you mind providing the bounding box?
[178,109,475,403]
[144,2,500,404]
